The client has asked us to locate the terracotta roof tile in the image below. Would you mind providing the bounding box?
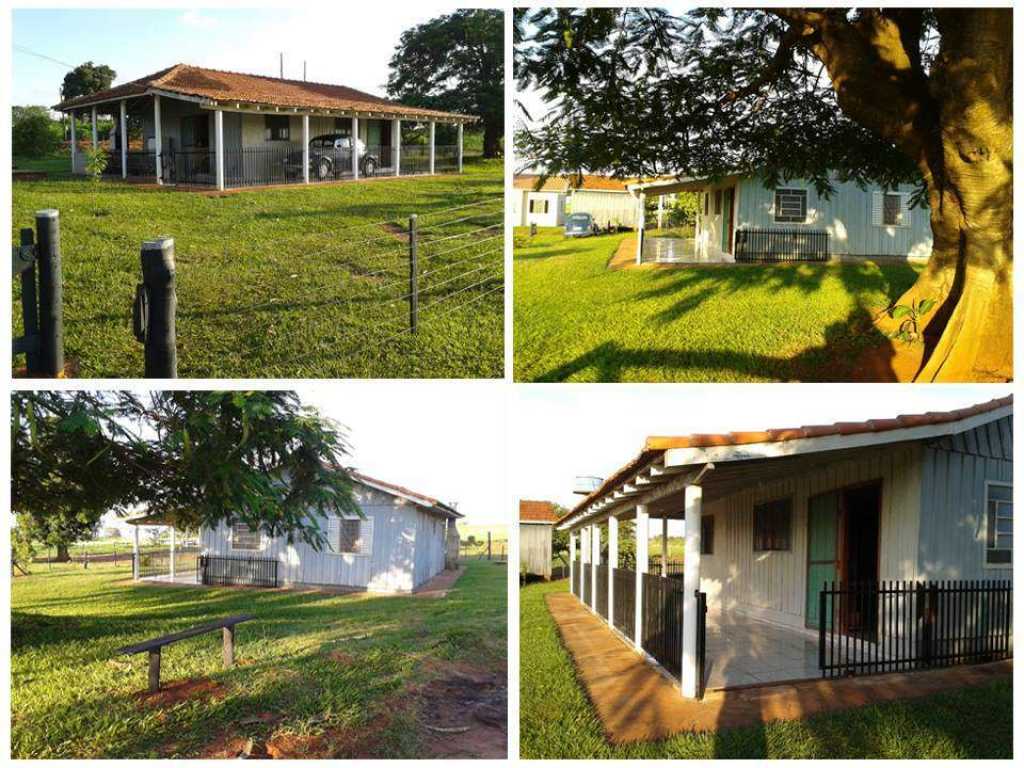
[513,174,633,193]
[520,500,560,523]
[563,396,1012,522]
[55,63,473,122]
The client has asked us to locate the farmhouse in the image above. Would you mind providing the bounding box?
[519,500,560,580]
[131,470,462,593]
[513,174,639,229]
[558,396,1012,699]
[54,63,475,190]
[629,173,933,264]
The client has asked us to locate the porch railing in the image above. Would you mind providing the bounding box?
[572,557,581,596]
[199,554,280,588]
[735,227,830,262]
[400,144,431,175]
[104,150,157,178]
[819,580,1013,678]
[641,572,685,679]
[619,553,685,577]
[582,564,592,605]
[596,564,610,619]
[612,567,636,641]
[435,145,459,173]
[134,545,200,580]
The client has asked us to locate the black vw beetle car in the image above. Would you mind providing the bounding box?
[284,134,380,180]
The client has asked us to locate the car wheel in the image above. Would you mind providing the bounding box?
[318,158,332,180]
[363,158,377,177]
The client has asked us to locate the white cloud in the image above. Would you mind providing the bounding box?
[179,10,218,30]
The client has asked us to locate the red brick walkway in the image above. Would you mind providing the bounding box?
[547,591,1012,743]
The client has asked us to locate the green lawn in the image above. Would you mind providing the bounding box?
[12,158,503,378]
[514,227,921,382]
[520,578,1012,759]
[12,559,507,758]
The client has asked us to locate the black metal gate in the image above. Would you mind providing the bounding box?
[596,564,609,619]
[199,554,279,588]
[819,580,1013,678]
[696,590,708,700]
[613,568,635,641]
[735,227,829,262]
[641,573,685,679]
[583,565,592,605]
[571,558,581,596]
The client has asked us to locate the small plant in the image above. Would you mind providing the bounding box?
[888,297,937,343]
[84,145,108,181]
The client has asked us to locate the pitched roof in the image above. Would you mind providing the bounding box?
[55,63,474,122]
[351,470,462,518]
[513,174,634,193]
[564,395,1013,521]
[519,500,560,523]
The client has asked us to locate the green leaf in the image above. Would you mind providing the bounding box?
[917,298,937,316]
[890,305,911,319]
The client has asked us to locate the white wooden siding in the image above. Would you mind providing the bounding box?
[569,190,636,228]
[700,443,922,629]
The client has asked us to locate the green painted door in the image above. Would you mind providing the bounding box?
[806,491,839,629]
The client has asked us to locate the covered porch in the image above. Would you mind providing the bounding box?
[126,511,199,585]
[56,67,471,191]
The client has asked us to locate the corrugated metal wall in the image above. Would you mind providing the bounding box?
[200,483,450,593]
[700,443,923,629]
[570,191,637,228]
[918,416,1013,580]
[735,176,933,258]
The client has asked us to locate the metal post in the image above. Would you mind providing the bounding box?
[139,237,177,377]
[35,210,64,377]
[215,109,225,191]
[153,95,163,184]
[119,100,128,179]
[429,121,436,174]
[18,228,40,374]
[408,214,418,332]
[351,117,359,180]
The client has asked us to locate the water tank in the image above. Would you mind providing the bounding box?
[573,475,603,495]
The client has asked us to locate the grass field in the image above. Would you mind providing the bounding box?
[12,559,507,758]
[520,578,1012,758]
[12,158,502,378]
[514,227,921,382]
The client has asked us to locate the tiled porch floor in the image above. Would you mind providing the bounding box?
[706,612,820,689]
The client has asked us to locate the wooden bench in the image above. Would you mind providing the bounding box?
[116,614,255,692]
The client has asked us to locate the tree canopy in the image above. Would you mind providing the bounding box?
[11,391,360,553]
[61,61,116,101]
[387,9,504,158]
[515,8,1012,382]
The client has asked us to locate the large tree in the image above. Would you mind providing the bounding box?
[516,8,1012,382]
[11,391,360,556]
[387,9,504,158]
[61,61,116,100]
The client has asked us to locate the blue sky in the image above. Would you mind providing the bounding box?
[12,7,458,107]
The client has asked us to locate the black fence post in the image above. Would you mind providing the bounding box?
[408,214,418,332]
[35,209,64,376]
[17,227,41,373]
[138,237,177,378]
[818,587,827,672]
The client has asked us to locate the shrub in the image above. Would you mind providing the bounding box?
[84,144,108,181]
[12,106,62,158]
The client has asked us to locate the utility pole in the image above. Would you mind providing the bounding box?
[279,53,284,78]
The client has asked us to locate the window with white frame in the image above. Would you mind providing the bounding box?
[985,482,1012,566]
[873,190,910,228]
[230,522,262,551]
[529,198,549,214]
[774,188,807,223]
[329,512,374,556]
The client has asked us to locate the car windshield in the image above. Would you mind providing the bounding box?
[568,215,591,225]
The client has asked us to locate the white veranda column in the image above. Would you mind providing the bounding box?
[590,523,600,612]
[457,123,464,172]
[169,526,176,580]
[662,517,669,576]
[608,515,618,626]
[302,114,310,184]
[681,485,703,698]
[215,109,225,191]
[393,118,402,177]
[657,194,664,229]
[569,532,577,594]
[634,504,649,650]
[153,94,163,184]
[429,121,436,174]
[351,116,359,180]
[132,525,140,581]
[119,100,127,179]
[635,191,646,264]
[90,106,98,149]
[69,110,77,173]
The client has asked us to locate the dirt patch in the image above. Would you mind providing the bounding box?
[195,733,267,759]
[379,221,410,242]
[413,661,508,758]
[327,650,356,665]
[413,566,465,598]
[137,678,226,708]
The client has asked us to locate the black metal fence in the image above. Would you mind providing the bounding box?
[819,580,1013,678]
[199,554,279,588]
[104,150,158,178]
[613,567,636,641]
[435,145,459,173]
[641,573,685,679]
[596,564,610,619]
[400,144,431,175]
[735,228,830,262]
[583,565,592,605]
[572,558,581,596]
[696,590,708,699]
[647,556,685,577]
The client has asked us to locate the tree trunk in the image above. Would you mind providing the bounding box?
[483,120,501,158]
[55,542,70,562]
